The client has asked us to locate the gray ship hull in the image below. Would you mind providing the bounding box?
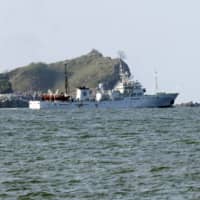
[29,93,178,109]
[95,93,178,108]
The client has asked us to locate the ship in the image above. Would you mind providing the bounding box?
[29,60,178,109]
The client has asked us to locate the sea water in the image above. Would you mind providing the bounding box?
[0,107,200,200]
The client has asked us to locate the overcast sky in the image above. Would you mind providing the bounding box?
[0,0,200,102]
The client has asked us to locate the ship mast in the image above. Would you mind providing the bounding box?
[117,50,128,83]
[154,70,158,93]
[64,63,69,95]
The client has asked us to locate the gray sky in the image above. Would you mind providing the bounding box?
[0,0,199,102]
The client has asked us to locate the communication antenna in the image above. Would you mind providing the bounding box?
[64,63,69,95]
[154,69,158,92]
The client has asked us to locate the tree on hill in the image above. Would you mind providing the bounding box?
[0,74,13,93]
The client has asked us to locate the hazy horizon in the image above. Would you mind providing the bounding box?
[0,0,200,103]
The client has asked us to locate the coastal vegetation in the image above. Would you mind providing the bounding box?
[0,74,13,93]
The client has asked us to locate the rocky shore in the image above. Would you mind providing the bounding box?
[176,101,200,107]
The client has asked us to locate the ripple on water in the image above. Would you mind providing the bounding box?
[0,107,200,200]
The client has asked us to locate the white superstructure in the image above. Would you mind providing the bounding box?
[76,87,91,101]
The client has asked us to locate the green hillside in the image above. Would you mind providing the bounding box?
[0,74,13,93]
[6,50,131,93]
